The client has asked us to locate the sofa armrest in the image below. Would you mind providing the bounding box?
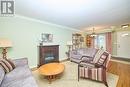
[13,58,28,67]
[81,56,93,61]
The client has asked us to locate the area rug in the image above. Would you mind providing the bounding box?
[32,61,118,87]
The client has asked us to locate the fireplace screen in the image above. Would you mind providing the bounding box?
[45,53,55,62]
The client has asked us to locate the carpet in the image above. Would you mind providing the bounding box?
[32,61,118,87]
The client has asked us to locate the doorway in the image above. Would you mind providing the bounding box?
[117,31,130,58]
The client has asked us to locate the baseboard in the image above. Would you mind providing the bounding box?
[112,56,130,62]
[31,67,38,71]
[60,58,69,62]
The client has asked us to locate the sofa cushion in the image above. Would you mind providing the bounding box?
[0,67,5,85]
[1,65,32,85]
[13,58,28,67]
[84,48,98,58]
[1,75,38,87]
[1,58,38,87]
[0,59,15,73]
[1,65,38,87]
[76,48,98,58]
[77,48,87,55]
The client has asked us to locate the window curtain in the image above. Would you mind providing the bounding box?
[106,32,112,54]
[91,37,94,48]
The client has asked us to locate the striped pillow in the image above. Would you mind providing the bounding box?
[96,52,109,66]
[93,49,105,63]
[0,59,15,73]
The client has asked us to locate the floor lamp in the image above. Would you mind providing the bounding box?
[66,41,73,59]
[0,38,12,59]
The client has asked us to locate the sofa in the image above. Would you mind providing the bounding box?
[0,58,38,87]
[69,48,98,63]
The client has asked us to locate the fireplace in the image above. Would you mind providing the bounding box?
[38,45,59,67]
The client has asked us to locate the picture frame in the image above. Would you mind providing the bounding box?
[41,33,53,43]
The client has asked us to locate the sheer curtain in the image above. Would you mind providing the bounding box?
[91,32,112,54]
[94,34,106,50]
[91,38,94,48]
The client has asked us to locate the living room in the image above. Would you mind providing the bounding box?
[0,0,130,87]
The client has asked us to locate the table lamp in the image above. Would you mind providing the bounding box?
[67,41,73,52]
[66,41,73,59]
[0,38,12,59]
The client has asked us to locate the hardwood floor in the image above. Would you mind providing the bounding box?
[108,60,130,87]
[33,59,130,87]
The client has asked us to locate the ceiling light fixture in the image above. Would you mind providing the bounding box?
[121,24,129,29]
[90,27,97,37]
[121,33,129,37]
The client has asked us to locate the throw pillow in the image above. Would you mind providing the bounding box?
[96,51,109,66]
[93,49,105,63]
[0,59,15,73]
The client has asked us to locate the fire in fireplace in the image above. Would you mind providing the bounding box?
[45,53,55,63]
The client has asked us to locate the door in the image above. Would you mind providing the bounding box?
[117,31,130,58]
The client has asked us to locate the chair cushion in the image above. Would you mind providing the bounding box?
[0,59,15,73]
[0,67,5,85]
[79,66,104,81]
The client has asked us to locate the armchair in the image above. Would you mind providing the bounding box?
[78,50,111,87]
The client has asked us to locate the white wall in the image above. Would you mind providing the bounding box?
[116,31,130,58]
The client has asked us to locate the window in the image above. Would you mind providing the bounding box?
[94,34,106,50]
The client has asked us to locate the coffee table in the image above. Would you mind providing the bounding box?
[38,63,65,83]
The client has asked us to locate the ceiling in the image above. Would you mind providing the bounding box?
[16,0,130,31]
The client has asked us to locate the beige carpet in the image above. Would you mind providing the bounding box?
[32,61,119,87]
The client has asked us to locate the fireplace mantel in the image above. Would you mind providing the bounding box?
[38,45,59,67]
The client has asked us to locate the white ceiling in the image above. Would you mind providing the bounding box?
[16,0,130,31]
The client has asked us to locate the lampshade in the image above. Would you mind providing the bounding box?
[67,41,73,46]
[0,38,12,48]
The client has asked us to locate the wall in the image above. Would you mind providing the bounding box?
[0,15,78,68]
[84,26,130,56]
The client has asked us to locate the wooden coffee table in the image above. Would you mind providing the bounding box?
[38,63,65,83]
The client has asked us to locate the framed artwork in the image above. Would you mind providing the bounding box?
[41,33,53,42]
[80,37,84,42]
